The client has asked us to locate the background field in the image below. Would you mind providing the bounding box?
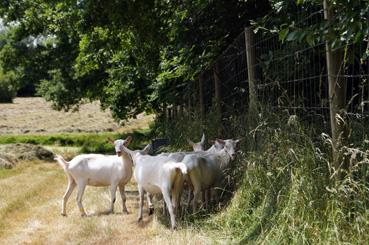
[0,97,153,135]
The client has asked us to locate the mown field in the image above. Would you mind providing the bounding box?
[0,161,212,244]
[0,97,153,135]
[0,97,213,244]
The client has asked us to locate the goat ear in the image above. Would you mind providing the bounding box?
[216,138,225,145]
[200,133,206,145]
[107,137,114,144]
[187,138,194,146]
[124,136,132,146]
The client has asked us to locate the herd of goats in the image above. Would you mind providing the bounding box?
[54,134,241,229]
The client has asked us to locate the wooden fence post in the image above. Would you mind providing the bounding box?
[166,107,171,121]
[187,94,191,115]
[185,82,191,115]
[178,105,183,118]
[173,105,178,120]
[198,74,205,122]
[163,104,168,122]
[323,0,348,175]
[245,27,258,127]
[213,62,222,133]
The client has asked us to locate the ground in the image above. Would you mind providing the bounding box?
[0,97,213,244]
[0,161,212,244]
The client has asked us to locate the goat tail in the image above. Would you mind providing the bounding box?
[174,162,188,175]
[54,155,69,171]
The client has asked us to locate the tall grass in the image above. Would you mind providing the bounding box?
[153,109,369,244]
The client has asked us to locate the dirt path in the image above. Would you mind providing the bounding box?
[0,162,212,244]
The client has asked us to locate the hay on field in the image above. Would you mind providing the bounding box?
[0,154,15,169]
[0,144,54,168]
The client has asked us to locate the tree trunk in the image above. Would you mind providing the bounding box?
[324,0,348,176]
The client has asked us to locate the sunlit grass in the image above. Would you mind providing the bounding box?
[0,164,28,180]
[0,160,52,180]
[0,163,63,237]
[0,160,213,244]
[0,128,151,154]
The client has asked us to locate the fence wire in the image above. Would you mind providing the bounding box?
[169,7,369,139]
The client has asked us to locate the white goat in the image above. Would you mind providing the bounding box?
[182,138,240,212]
[187,133,206,152]
[152,134,225,211]
[188,133,224,154]
[113,138,187,229]
[187,133,225,208]
[55,137,148,216]
[144,134,225,214]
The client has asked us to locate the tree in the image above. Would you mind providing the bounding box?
[0,0,270,120]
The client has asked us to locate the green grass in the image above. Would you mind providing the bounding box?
[154,110,369,244]
[0,128,151,153]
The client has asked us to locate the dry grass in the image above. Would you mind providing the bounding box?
[0,161,213,244]
[0,97,154,135]
[0,97,216,243]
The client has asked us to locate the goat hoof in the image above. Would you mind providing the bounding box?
[61,213,67,217]
[149,207,154,216]
[137,217,143,223]
[81,213,87,217]
[123,210,129,214]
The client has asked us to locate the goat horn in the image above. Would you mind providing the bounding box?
[187,138,194,145]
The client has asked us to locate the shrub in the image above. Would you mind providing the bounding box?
[0,70,17,103]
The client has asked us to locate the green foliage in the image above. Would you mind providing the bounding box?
[37,69,81,110]
[0,69,17,103]
[0,0,270,116]
[264,1,369,51]
[0,24,55,97]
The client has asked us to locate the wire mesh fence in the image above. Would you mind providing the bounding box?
[255,35,330,125]
[167,7,369,141]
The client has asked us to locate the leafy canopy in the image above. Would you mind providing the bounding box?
[0,0,269,120]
